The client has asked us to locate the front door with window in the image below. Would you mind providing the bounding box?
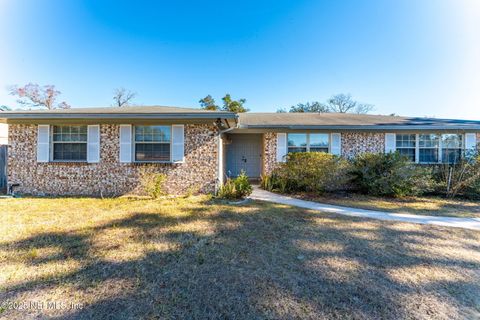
[226,134,262,178]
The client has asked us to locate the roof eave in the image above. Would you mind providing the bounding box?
[0,112,237,122]
[238,124,480,131]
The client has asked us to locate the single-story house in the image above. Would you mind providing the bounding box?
[0,106,479,196]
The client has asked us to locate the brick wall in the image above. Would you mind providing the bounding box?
[262,132,386,167]
[340,132,385,158]
[8,124,219,196]
[263,132,278,175]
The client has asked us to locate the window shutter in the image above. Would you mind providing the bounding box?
[172,125,185,163]
[330,133,341,155]
[465,133,477,151]
[37,125,50,162]
[87,125,100,163]
[385,133,396,153]
[119,125,132,163]
[276,133,287,162]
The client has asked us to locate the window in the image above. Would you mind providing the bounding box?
[134,125,171,161]
[287,133,330,153]
[441,134,463,163]
[419,134,439,163]
[396,134,416,162]
[287,133,307,153]
[52,125,87,161]
[309,134,329,153]
[394,133,466,164]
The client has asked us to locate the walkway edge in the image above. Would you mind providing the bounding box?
[250,188,480,231]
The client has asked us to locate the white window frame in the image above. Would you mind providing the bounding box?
[50,125,88,162]
[440,134,464,164]
[133,125,172,163]
[395,133,465,164]
[418,134,440,164]
[395,134,416,162]
[287,133,330,153]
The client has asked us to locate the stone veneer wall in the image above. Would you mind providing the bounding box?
[8,124,218,196]
[261,132,387,171]
[340,132,385,158]
[263,132,278,175]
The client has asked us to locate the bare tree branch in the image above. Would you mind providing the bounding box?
[327,93,374,114]
[112,88,136,107]
[9,83,70,109]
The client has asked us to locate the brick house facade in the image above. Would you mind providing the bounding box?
[1,107,479,196]
[8,124,219,196]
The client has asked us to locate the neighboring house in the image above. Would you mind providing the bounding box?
[0,106,479,196]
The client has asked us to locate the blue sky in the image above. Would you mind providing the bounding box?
[0,0,479,119]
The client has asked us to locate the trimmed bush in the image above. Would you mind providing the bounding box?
[261,152,350,194]
[218,171,253,200]
[349,152,433,197]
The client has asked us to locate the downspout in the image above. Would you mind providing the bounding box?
[215,117,238,194]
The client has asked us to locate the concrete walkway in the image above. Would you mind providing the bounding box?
[251,187,480,231]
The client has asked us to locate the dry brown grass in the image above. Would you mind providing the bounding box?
[0,196,479,319]
[295,193,480,218]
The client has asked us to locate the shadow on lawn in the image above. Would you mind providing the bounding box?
[1,199,480,319]
[302,193,480,218]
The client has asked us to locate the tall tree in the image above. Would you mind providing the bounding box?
[326,93,374,114]
[199,95,219,110]
[112,87,136,107]
[9,83,70,109]
[222,94,249,113]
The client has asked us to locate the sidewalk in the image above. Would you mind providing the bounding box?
[251,187,480,231]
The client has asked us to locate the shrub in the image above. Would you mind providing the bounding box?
[139,170,167,199]
[218,171,253,200]
[261,152,350,194]
[349,152,433,197]
[183,184,201,198]
[433,152,480,199]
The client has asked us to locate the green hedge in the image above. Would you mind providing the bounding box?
[349,152,434,197]
[261,152,350,194]
[262,152,437,198]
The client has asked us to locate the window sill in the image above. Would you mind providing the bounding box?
[130,161,184,165]
[46,161,90,165]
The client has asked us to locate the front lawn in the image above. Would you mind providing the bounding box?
[1,196,479,319]
[293,193,480,218]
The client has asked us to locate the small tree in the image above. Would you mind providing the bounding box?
[9,83,70,109]
[199,94,249,112]
[279,94,374,114]
[436,152,480,198]
[112,88,136,107]
[199,95,219,110]
[287,102,329,113]
[222,94,249,113]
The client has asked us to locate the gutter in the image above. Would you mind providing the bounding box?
[215,126,236,193]
[0,112,237,121]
